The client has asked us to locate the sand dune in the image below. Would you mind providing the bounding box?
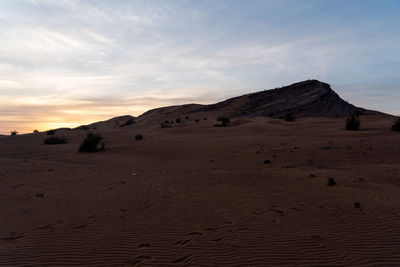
[1,115,400,266]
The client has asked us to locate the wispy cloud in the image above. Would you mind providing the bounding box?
[0,0,399,133]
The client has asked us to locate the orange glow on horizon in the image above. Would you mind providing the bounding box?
[0,91,221,135]
[0,104,152,135]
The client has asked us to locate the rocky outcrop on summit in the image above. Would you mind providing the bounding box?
[138,80,379,121]
[201,80,377,117]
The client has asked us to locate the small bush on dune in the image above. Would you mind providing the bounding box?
[214,117,230,127]
[195,119,200,123]
[176,118,181,123]
[79,132,105,153]
[135,134,143,140]
[47,130,56,135]
[10,130,18,136]
[33,129,39,133]
[44,136,68,145]
[392,116,400,132]
[328,178,337,186]
[160,123,171,128]
[284,113,295,122]
[345,115,360,130]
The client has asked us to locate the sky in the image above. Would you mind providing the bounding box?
[0,0,399,134]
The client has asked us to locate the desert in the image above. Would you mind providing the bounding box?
[1,81,400,266]
[1,1,400,266]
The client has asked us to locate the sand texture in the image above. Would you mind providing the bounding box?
[1,115,400,266]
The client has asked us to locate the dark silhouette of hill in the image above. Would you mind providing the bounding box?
[72,80,383,129]
[138,80,380,121]
[75,115,136,130]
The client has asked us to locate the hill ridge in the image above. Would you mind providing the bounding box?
[137,80,379,122]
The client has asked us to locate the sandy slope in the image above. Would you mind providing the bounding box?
[1,115,400,266]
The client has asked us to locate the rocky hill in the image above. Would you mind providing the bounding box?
[137,80,379,121]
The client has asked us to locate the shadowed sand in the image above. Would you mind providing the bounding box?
[1,115,400,266]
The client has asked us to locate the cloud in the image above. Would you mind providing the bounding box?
[0,0,399,133]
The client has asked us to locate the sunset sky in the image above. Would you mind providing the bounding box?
[1,0,399,134]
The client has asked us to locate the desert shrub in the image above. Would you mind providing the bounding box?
[327,178,337,186]
[176,118,181,123]
[160,123,171,128]
[345,115,360,130]
[120,118,135,127]
[164,120,170,124]
[204,117,207,120]
[47,130,56,135]
[44,136,68,145]
[135,134,143,140]
[33,129,39,133]
[214,117,230,127]
[10,130,18,136]
[284,113,295,122]
[264,159,271,164]
[79,132,105,152]
[391,116,400,132]
[195,119,200,123]
[185,116,189,120]
[354,202,360,208]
